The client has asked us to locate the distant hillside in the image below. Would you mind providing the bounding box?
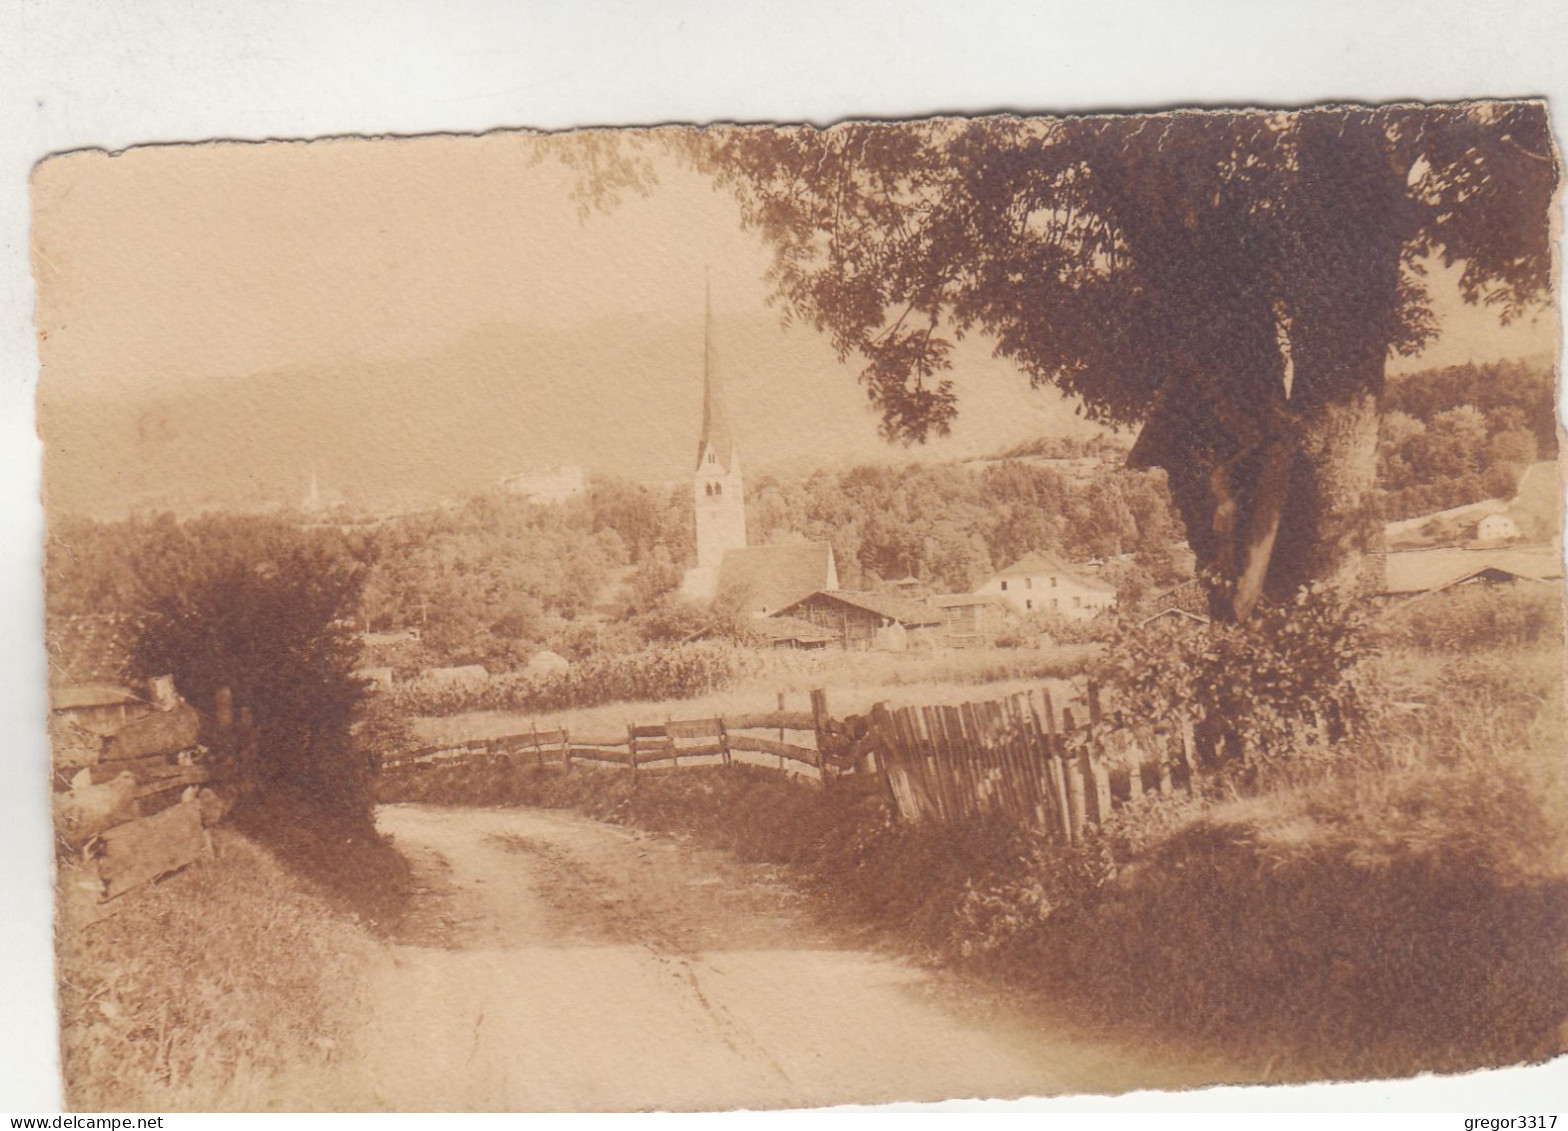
[1378,357,1559,522]
[40,313,1102,519]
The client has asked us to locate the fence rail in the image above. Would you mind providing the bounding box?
[378,682,1195,843]
[381,695,836,779]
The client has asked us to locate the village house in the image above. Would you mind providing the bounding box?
[974,551,1117,619]
[771,590,944,652]
[1477,513,1522,544]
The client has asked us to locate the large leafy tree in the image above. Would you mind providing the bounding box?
[667,104,1556,620]
[126,516,373,821]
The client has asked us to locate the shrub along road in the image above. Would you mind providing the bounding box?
[344,803,1236,1111]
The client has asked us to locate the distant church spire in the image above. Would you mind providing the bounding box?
[304,467,322,512]
[697,274,737,472]
[690,273,747,578]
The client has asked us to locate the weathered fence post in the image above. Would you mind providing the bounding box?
[562,727,572,772]
[213,683,233,752]
[868,700,903,818]
[236,704,258,794]
[1061,706,1085,843]
[809,688,831,782]
[1039,688,1071,843]
[1077,679,1108,826]
[1177,714,1197,793]
[532,720,544,770]
[627,724,639,783]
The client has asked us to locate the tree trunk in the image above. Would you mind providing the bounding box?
[1268,389,1385,599]
[1263,111,1409,601]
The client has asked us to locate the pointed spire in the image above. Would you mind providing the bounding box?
[697,272,737,472]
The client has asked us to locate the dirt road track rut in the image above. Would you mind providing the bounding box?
[344,803,1213,1111]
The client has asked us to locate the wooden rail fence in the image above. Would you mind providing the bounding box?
[381,690,841,781]
[379,681,1194,844]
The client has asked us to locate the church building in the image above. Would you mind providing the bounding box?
[679,285,838,614]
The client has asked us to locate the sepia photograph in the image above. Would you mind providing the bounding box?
[21,83,1568,1114]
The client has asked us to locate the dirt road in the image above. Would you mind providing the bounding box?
[347,803,1224,1111]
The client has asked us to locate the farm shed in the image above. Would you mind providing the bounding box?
[1378,546,1564,598]
[772,590,943,652]
[931,593,1014,647]
[757,615,840,650]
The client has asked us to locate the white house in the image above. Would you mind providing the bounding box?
[1477,513,1521,544]
[975,551,1117,620]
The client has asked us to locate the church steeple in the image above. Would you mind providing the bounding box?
[696,276,738,473]
[691,275,747,576]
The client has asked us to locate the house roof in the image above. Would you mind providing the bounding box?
[990,551,1117,593]
[1147,578,1209,616]
[46,614,139,689]
[932,592,1010,609]
[775,589,944,627]
[995,550,1073,577]
[1070,573,1118,594]
[1380,546,1565,595]
[717,542,837,615]
[50,682,145,712]
[1137,608,1211,630]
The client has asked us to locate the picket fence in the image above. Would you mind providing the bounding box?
[381,681,1196,842]
[865,682,1196,844]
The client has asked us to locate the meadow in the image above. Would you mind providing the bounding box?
[381,583,1568,1078]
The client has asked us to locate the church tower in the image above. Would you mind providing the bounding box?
[692,281,747,574]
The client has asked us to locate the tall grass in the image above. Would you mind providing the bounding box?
[377,629,1568,1078]
[57,828,383,1111]
[389,642,761,717]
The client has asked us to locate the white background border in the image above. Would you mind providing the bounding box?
[3,0,1566,1116]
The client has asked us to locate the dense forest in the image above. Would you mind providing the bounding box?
[1377,358,1557,521]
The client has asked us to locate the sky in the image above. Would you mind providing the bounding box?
[30,127,1559,514]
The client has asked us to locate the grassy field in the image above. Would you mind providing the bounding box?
[380,588,1568,1079]
[56,826,391,1111]
[410,644,1095,745]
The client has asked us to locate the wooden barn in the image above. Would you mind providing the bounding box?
[772,590,943,652]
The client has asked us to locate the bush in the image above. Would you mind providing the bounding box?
[1380,582,1562,652]
[996,610,1114,648]
[1097,584,1377,767]
[388,641,762,717]
[128,519,373,824]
